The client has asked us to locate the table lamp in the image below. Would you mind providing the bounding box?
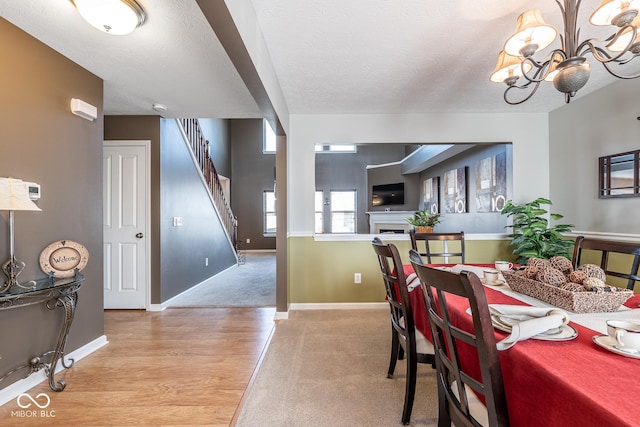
[0,178,41,293]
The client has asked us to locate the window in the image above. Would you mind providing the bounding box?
[330,190,356,233]
[263,190,276,234]
[315,191,324,233]
[263,119,276,153]
[315,144,357,153]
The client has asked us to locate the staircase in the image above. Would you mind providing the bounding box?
[178,118,238,254]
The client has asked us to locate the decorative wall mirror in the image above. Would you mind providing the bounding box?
[599,150,640,198]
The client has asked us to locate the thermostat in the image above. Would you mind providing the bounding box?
[24,182,41,200]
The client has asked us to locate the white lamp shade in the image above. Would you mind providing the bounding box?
[504,9,558,57]
[72,0,146,35]
[490,51,532,83]
[0,178,41,211]
[590,0,640,26]
[607,17,640,50]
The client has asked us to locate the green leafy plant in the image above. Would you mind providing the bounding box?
[407,210,441,227]
[500,197,574,264]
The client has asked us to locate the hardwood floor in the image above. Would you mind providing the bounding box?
[0,307,276,426]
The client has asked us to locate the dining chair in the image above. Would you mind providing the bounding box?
[371,239,435,425]
[572,236,640,291]
[410,261,509,427]
[410,231,465,264]
[409,248,425,267]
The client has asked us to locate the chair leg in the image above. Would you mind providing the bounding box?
[436,372,451,427]
[387,329,400,378]
[401,350,417,425]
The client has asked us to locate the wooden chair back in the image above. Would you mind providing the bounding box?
[410,231,465,264]
[372,239,434,425]
[371,239,418,360]
[410,261,509,427]
[572,236,640,291]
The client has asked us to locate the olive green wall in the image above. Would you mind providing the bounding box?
[288,237,514,304]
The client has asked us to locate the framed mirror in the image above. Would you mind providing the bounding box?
[599,150,640,198]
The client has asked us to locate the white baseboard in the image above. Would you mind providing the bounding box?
[0,335,108,406]
[274,311,289,320]
[288,302,387,311]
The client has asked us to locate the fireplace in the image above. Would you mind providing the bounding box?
[367,211,414,234]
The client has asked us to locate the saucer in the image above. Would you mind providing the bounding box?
[592,335,640,359]
[482,278,507,287]
[490,315,577,341]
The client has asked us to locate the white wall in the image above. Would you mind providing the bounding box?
[288,113,550,234]
[225,0,290,133]
[550,78,640,237]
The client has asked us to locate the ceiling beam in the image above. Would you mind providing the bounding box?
[196,0,285,135]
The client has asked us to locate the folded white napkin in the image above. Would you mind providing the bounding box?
[489,304,569,350]
[406,273,421,292]
[449,264,487,278]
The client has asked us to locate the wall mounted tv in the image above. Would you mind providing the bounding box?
[372,182,405,206]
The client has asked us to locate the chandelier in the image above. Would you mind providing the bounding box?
[490,0,640,104]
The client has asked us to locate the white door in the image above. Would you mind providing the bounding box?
[103,141,149,309]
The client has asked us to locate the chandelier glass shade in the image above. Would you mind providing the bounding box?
[491,0,640,104]
[72,0,146,36]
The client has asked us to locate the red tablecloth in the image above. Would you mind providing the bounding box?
[404,264,640,427]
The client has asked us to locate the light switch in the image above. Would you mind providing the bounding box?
[172,216,183,227]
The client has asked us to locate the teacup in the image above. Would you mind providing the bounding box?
[606,320,640,351]
[483,269,499,284]
[495,261,513,271]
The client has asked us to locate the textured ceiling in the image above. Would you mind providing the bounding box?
[2,0,639,118]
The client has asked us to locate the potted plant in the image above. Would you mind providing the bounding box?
[500,197,574,264]
[407,210,441,233]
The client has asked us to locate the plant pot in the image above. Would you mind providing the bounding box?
[415,226,433,233]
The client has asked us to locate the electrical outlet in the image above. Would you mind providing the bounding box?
[354,273,362,284]
[205,257,208,266]
[246,238,250,244]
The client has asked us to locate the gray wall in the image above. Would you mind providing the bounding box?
[550,78,640,234]
[367,163,420,212]
[160,119,237,300]
[418,144,511,233]
[199,118,231,178]
[104,115,162,303]
[231,119,276,250]
[0,18,104,387]
[315,143,511,234]
[105,117,236,303]
[316,144,411,234]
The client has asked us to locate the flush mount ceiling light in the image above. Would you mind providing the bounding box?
[491,0,640,104]
[72,0,146,35]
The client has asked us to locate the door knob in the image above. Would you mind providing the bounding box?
[136,233,144,239]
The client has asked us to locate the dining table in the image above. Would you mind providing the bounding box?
[403,263,640,427]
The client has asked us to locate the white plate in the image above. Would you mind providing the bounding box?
[592,335,640,359]
[490,315,578,341]
[39,240,89,278]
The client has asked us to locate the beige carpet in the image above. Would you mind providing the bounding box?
[235,309,439,426]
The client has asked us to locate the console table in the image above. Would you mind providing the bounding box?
[0,273,84,391]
